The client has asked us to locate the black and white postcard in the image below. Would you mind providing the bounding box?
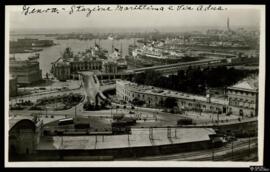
[4,4,266,168]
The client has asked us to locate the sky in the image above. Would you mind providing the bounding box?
[6,5,263,33]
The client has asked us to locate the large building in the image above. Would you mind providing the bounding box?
[116,77,258,117]
[51,46,128,81]
[116,80,228,114]
[51,47,103,81]
[227,76,258,117]
[50,58,71,81]
[103,61,118,74]
[9,55,42,85]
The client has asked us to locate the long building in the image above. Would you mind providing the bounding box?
[51,47,127,81]
[116,80,228,114]
[116,76,258,117]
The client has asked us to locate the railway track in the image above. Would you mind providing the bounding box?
[193,143,258,161]
[138,138,257,161]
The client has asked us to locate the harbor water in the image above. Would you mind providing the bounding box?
[10,35,139,76]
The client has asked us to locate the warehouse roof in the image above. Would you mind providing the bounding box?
[37,128,216,150]
[117,80,228,105]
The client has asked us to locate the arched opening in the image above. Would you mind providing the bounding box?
[250,111,254,117]
[223,106,226,113]
[239,109,244,117]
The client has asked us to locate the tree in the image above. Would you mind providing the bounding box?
[144,70,162,86]
[133,73,145,85]
[133,70,162,86]
[132,98,145,106]
[164,97,177,109]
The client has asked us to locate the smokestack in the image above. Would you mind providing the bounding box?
[227,17,231,31]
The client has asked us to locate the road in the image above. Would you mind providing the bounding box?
[10,94,257,129]
[9,82,256,129]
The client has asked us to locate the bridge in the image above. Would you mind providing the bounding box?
[124,58,228,74]
[70,58,229,82]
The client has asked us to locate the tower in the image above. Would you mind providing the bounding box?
[227,17,231,31]
[120,41,123,56]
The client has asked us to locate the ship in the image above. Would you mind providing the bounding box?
[126,44,204,67]
[125,55,153,68]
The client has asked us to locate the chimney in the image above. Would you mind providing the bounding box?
[227,17,231,31]
[206,89,211,103]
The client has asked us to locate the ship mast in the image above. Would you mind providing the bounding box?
[120,41,123,57]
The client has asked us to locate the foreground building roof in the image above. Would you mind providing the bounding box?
[37,128,216,150]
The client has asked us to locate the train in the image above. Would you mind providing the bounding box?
[58,118,74,126]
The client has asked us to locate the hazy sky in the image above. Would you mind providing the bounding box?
[7,5,262,32]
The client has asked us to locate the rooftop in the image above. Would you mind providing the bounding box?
[9,115,34,130]
[117,80,228,105]
[228,75,258,92]
[37,128,216,151]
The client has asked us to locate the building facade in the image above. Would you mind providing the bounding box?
[116,79,258,116]
[103,61,118,74]
[70,60,102,73]
[116,80,228,114]
[51,57,102,81]
[51,47,104,81]
[227,79,258,117]
[9,58,42,85]
[51,58,71,81]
